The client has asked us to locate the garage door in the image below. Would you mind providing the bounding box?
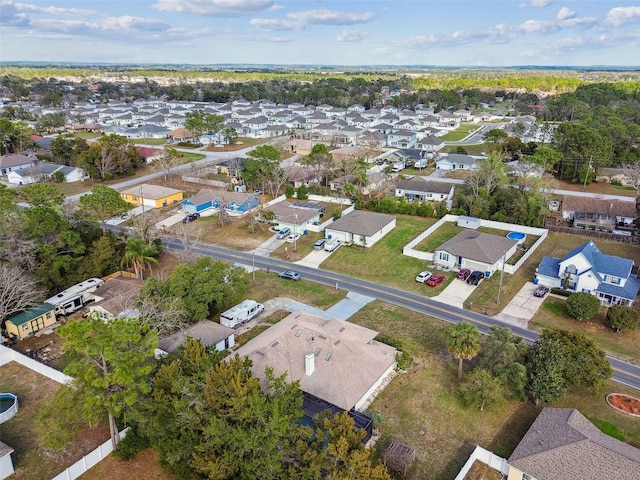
[464,261,487,273]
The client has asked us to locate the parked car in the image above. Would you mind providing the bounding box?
[533,285,550,298]
[426,274,445,287]
[456,268,471,280]
[314,238,326,250]
[182,212,200,223]
[286,233,301,243]
[324,239,341,252]
[466,271,485,285]
[415,271,432,283]
[276,227,291,239]
[279,270,301,281]
[253,189,263,194]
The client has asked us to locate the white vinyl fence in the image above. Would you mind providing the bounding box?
[453,445,510,480]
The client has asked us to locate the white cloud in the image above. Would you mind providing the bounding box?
[519,0,553,8]
[286,9,375,26]
[250,18,300,31]
[153,0,274,16]
[336,29,368,42]
[13,2,94,16]
[556,6,575,21]
[604,6,640,27]
[0,1,30,27]
[404,34,440,48]
[519,14,596,33]
[31,15,170,38]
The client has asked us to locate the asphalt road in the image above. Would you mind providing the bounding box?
[153,233,640,391]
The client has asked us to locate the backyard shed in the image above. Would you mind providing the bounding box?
[457,216,481,230]
[5,303,56,340]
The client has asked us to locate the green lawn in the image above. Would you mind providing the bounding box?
[350,301,640,480]
[320,216,440,295]
[441,125,479,142]
[128,138,167,146]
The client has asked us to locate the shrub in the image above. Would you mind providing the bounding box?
[284,184,295,198]
[375,334,413,370]
[112,425,150,460]
[606,305,640,333]
[550,287,572,297]
[566,292,600,321]
[296,184,308,200]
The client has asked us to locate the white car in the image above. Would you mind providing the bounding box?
[286,233,301,243]
[415,271,432,283]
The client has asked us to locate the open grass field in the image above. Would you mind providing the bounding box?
[350,300,640,480]
[0,362,110,480]
[441,125,480,142]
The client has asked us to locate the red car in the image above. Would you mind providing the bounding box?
[456,268,471,280]
[426,274,445,287]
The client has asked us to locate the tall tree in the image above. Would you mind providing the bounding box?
[18,183,65,207]
[446,322,481,380]
[58,317,158,449]
[185,110,225,143]
[0,264,45,330]
[78,184,133,234]
[527,337,568,405]
[460,368,505,411]
[121,237,159,279]
[243,145,286,197]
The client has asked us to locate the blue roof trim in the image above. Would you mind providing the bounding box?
[563,240,633,278]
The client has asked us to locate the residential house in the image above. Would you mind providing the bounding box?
[395,177,455,205]
[283,138,315,155]
[181,189,219,214]
[218,191,260,216]
[5,303,57,340]
[506,159,545,178]
[267,200,323,233]
[386,130,417,148]
[6,162,86,185]
[436,154,480,171]
[88,277,143,319]
[561,196,636,232]
[535,240,640,307]
[135,146,164,164]
[416,135,445,152]
[507,408,640,480]
[434,229,518,276]
[324,210,396,247]
[158,321,235,354]
[453,109,472,121]
[331,146,365,162]
[167,127,196,143]
[596,167,635,187]
[285,165,318,188]
[233,310,397,412]
[0,154,35,175]
[119,183,184,208]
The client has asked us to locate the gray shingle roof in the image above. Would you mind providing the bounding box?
[396,177,452,195]
[159,321,234,353]
[509,408,640,480]
[436,229,517,265]
[328,210,395,237]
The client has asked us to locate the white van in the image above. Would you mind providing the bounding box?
[324,239,341,252]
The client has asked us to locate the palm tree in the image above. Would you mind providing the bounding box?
[121,237,158,279]
[447,322,481,380]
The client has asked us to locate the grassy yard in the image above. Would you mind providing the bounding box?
[0,362,110,480]
[350,300,640,480]
[321,216,439,295]
[441,125,480,142]
[128,138,167,146]
[555,178,637,198]
[530,297,640,363]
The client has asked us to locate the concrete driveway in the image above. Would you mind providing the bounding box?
[432,278,476,309]
[294,249,331,268]
[493,281,546,329]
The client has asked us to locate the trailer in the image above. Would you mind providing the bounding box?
[45,278,104,316]
[220,300,265,328]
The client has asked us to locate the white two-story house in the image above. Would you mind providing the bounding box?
[535,240,640,307]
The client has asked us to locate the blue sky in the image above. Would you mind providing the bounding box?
[2,0,640,66]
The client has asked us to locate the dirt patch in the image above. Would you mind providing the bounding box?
[10,331,67,371]
[79,448,175,480]
[0,362,109,480]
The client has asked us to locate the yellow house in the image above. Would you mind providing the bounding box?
[5,303,57,340]
[119,183,183,209]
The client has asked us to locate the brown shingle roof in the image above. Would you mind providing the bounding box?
[509,408,640,480]
[562,195,636,218]
[437,229,517,265]
[328,210,396,237]
[232,311,397,410]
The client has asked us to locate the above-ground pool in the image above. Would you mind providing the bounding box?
[506,231,527,244]
[0,393,18,424]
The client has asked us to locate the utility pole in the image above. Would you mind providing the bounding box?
[583,156,593,192]
[496,252,507,305]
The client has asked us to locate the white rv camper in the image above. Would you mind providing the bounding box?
[220,300,264,328]
[45,278,104,316]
